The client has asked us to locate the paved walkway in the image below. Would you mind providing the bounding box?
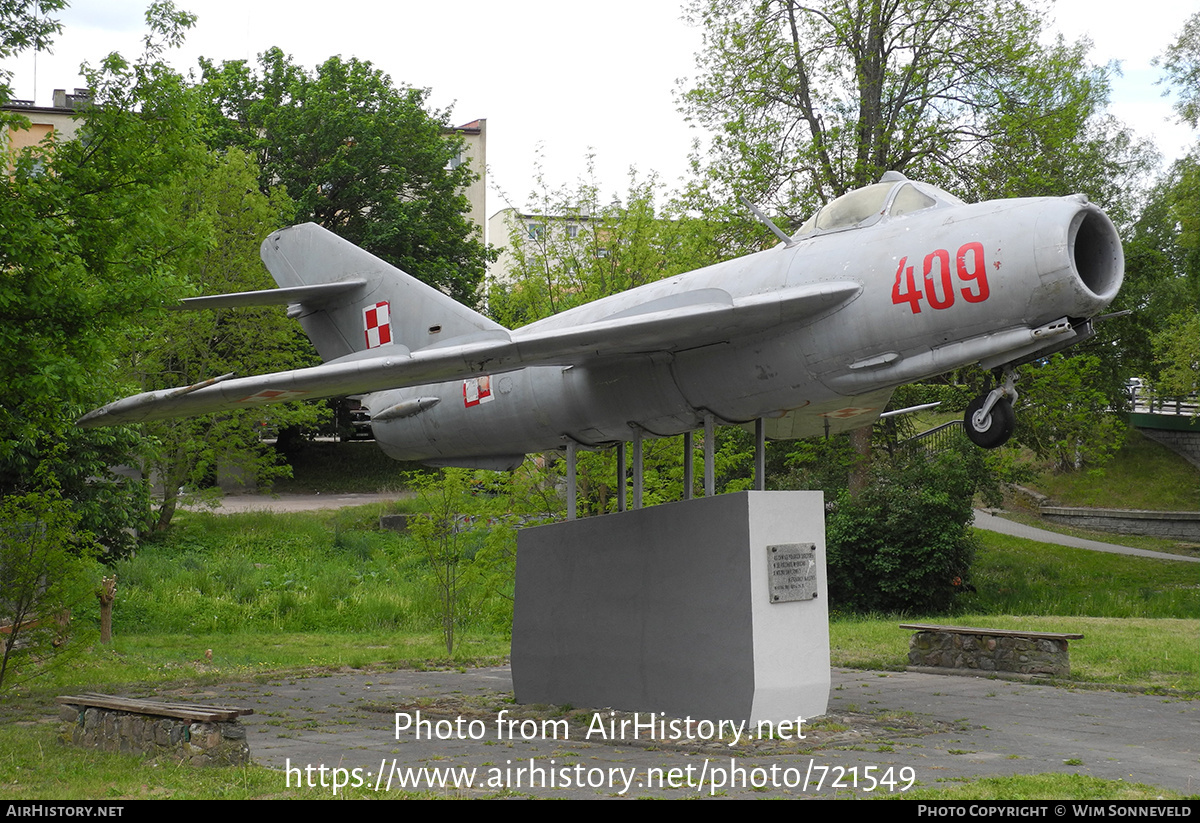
[972,509,1200,563]
[177,664,1199,799]
[185,492,401,513]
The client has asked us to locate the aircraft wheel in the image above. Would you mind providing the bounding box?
[964,395,1015,449]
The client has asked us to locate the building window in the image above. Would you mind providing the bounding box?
[527,223,545,240]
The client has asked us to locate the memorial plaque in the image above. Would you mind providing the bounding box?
[767,542,817,603]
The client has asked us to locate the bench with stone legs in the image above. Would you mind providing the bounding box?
[57,693,253,765]
[901,623,1083,679]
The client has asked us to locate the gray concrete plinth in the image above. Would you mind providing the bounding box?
[511,491,829,723]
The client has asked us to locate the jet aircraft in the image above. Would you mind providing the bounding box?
[79,172,1124,470]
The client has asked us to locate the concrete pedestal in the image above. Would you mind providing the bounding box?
[511,491,829,722]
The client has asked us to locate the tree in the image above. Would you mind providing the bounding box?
[122,148,318,530]
[196,50,490,305]
[1154,314,1200,400]
[1159,11,1200,130]
[0,2,208,551]
[406,469,489,655]
[490,158,723,325]
[964,42,1155,226]
[1125,14,1200,400]
[0,0,65,113]
[1014,354,1126,471]
[0,479,98,691]
[679,0,1146,231]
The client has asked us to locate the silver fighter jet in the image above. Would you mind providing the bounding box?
[79,173,1124,470]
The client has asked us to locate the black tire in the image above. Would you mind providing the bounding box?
[963,395,1015,449]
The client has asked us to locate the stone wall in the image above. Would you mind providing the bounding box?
[59,703,249,766]
[907,630,1071,678]
[1040,507,1200,542]
[1136,428,1200,471]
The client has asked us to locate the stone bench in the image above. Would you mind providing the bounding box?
[900,623,1083,679]
[58,693,254,765]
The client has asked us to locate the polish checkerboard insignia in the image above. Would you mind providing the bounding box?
[463,376,494,408]
[364,302,392,349]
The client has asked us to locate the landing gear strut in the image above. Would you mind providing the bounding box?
[964,368,1018,449]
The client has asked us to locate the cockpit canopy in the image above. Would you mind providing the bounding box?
[792,172,964,239]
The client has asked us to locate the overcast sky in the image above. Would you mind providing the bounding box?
[3,0,1196,225]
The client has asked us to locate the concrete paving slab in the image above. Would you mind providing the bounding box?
[169,665,1199,799]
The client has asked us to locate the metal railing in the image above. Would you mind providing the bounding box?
[898,419,966,455]
[1129,386,1198,417]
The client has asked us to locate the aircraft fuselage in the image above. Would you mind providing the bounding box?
[367,194,1121,467]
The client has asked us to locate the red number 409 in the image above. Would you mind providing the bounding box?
[891,242,989,314]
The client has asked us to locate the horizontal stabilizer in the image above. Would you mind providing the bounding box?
[175,279,368,310]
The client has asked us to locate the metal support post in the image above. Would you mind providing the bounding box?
[755,417,766,491]
[682,430,694,500]
[703,413,715,497]
[632,428,644,510]
[566,441,577,521]
[616,441,627,512]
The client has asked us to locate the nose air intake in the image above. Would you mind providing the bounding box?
[1069,206,1123,302]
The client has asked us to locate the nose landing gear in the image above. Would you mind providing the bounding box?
[964,368,1018,449]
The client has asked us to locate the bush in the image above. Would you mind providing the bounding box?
[826,449,979,614]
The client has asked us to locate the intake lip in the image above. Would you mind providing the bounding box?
[1069,204,1123,302]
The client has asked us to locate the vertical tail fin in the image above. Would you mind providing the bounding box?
[260,223,507,363]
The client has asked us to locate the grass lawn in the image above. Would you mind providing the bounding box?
[1025,428,1200,511]
[831,615,1199,691]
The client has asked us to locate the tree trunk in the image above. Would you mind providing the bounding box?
[97,576,116,645]
[848,425,874,499]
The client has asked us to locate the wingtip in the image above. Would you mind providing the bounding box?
[76,406,109,428]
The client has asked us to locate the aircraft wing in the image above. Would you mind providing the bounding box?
[78,280,860,427]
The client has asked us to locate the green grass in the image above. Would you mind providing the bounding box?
[0,721,434,799]
[960,530,1200,618]
[832,615,1199,690]
[829,528,1200,690]
[910,409,964,432]
[1026,428,1200,511]
[0,632,510,710]
[110,507,513,637]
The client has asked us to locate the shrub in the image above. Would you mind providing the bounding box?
[826,449,979,614]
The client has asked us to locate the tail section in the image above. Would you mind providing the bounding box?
[260,223,507,363]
